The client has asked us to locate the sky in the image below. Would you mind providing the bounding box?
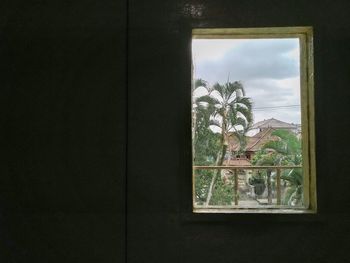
[192,38,301,125]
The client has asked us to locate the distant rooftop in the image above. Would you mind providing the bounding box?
[228,127,279,152]
[228,118,301,153]
[251,118,298,130]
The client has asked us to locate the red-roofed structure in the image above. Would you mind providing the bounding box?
[227,118,299,161]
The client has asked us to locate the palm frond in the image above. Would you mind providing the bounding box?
[209,119,222,129]
[226,81,244,98]
[262,141,288,155]
[281,168,303,185]
[195,95,221,106]
[212,83,226,100]
[255,154,276,166]
[235,97,252,110]
[234,105,253,127]
[195,79,208,89]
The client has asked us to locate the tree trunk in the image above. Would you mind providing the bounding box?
[267,169,272,204]
[205,143,227,206]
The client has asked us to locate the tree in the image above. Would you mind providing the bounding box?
[194,80,253,205]
[193,79,222,205]
[252,129,302,205]
[281,168,303,206]
[192,79,221,165]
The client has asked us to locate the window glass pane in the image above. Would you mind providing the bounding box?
[191,28,316,213]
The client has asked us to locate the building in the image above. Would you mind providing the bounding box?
[227,118,300,161]
[250,118,300,134]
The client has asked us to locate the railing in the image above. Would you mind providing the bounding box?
[193,165,302,207]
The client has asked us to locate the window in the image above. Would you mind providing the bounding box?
[191,27,316,213]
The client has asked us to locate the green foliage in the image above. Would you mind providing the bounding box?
[194,170,213,204]
[262,129,301,162]
[195,81,253,148]
[281,168,303,206]
[193,79,253,165]
[195,170,235,205]
[193,79,221,165]
[252,129,302,166]
[210,176,235,205]
[248,171,266,196]
[193,79,252,205]
[193,106,221,165]
[249,170,265,184]
[252,129,303,206]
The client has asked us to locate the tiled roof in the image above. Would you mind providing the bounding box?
[251,118,298,130]
[228,127,279,152]
[246,128,279,151]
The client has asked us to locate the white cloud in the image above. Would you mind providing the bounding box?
[192,39,249,63]
[192,38,302,125]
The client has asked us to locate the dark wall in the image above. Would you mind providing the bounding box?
[128,1,350,263]
[1,1,126,262]
[1,0,350,262]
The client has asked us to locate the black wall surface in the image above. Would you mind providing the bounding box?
[1,1,126,262]
[128,1,350,263]
[1,0,350,262]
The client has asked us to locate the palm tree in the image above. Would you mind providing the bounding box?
[194,81,253,205]
[281,168,303,206]
[252,129,302,205]
[192,79,219,165]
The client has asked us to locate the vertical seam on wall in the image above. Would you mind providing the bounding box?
[125,0,129,261]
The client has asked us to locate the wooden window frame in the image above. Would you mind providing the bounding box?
[192,27,316,214]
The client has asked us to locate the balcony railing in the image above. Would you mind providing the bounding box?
[193,165,302,209]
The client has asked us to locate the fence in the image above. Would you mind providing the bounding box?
[193,165,302,207]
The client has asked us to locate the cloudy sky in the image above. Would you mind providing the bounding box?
[192,38,301,125]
